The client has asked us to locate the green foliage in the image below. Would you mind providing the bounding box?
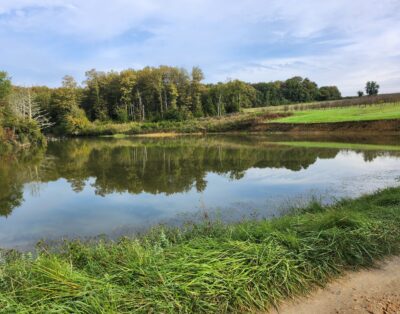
[2,117,46,146]
[0,71,11,102]
[77,111,260,136]
[30,67,343,133]
[282,76,319,103]
[0,71,46,147]
[252,81,287,106]
[253,77,340,106]
[163,107,191,121]
[60,106,90,135]
[115,106,129,122]
[357,90,364,97]
[318,86,342,101]
[49,80,90,135]
[0,187,400,312]
[222,80,257,113]
[365,81,380,96]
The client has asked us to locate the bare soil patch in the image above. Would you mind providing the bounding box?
[271,256,400,314]
[252,119,400,134]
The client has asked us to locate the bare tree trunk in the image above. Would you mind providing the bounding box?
[164,88,168,112]
[159,89,163,118]
[217,93,222,117]
[137,90,144,121]
[28,89,32,120]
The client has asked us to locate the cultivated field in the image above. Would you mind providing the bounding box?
[245,93,400,114]
[271,102,400,123]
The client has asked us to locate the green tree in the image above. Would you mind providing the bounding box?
[365,81,379,96]
[252,81,286,106]
[318,86,341,101]
[119,69,137,122]
[0,71,11,102]
[190,67,204,117]
[83,69,108,120]
[223,80,257,113]
[50,76,89,134]
[282,77,319,103]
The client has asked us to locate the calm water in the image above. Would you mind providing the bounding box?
[1,134,400,249]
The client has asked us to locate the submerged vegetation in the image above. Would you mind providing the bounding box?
[1,187,399,313]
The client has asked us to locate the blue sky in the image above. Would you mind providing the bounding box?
[0,0,399,95]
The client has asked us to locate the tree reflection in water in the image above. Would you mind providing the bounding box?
[1,135,399,217]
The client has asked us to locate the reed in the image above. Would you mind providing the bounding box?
[1,187,399,313]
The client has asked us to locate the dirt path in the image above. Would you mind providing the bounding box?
[271,256,400,314]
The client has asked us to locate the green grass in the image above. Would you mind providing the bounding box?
[271,103,400,123]
[275,141,400,151]
[77,113,261,137]
[1,187,400,313]
[244,93,400,114]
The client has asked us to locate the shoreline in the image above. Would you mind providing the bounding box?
[51,117,400,139]
[1,186,399,312]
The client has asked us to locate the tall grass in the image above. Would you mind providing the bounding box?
[1,187,400,313]
[77,112,263,137]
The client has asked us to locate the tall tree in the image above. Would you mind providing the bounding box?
[119,69,137,122]
[8,87,53,130]
[0,71,11,103]
[365,81,379,96]
[190,67,204,117]
[318,86,342,101]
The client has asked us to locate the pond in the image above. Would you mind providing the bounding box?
[1,134,400,250]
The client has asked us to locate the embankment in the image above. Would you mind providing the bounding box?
[251,119,400,133]
[0,187,400,313]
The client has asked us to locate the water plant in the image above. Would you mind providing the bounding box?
[0,187,399,313]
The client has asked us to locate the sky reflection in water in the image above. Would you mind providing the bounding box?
[0,135,399,249]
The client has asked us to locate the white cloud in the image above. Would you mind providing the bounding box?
[0,0,399,95]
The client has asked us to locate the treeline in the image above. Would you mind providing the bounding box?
[1,66,342,137]
[0,72,44,147]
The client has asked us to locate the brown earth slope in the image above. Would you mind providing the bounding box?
[251,119,400,133]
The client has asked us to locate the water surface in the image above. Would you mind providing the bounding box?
[1,134,399,249]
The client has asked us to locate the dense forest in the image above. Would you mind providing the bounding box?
[0,66,341,142]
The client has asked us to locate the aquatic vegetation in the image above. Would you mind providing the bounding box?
[0,187,399,313]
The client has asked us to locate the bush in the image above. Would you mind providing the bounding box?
[2,118,46,146]
[115,107,129,123]
[57,107,90,136]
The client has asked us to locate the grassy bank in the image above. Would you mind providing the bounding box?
[1,187,400,313]
[271,102,400,123]
[73,101,400,137]
[77,112,262,136]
